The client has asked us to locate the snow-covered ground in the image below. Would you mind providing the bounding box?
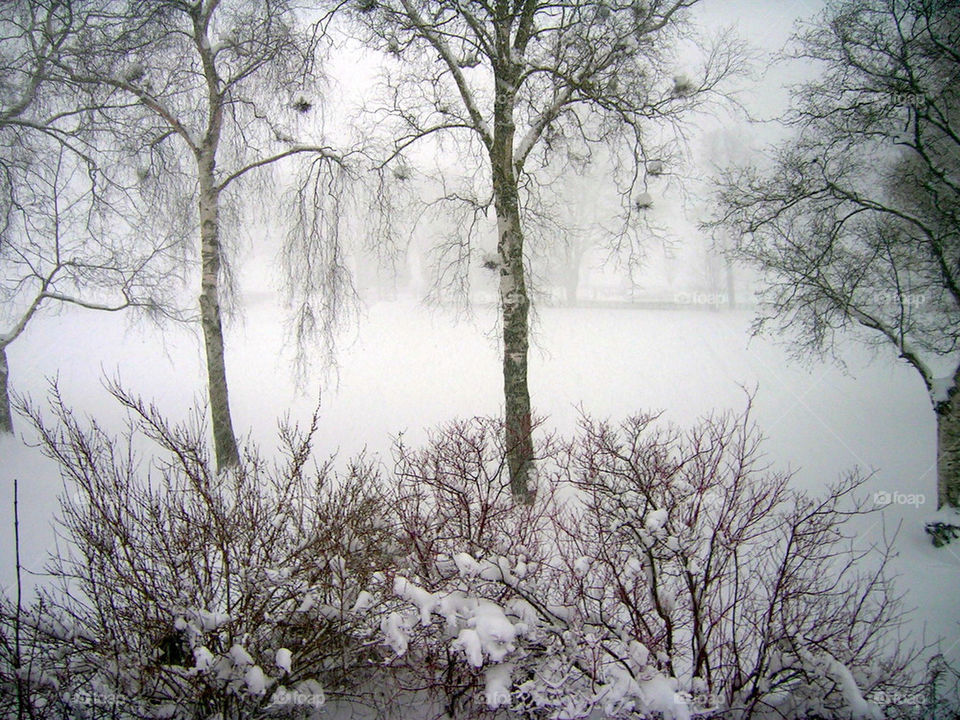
[1,292,957,675]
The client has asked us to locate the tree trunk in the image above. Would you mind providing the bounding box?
[0,344,12,434]
[565,243,582,307]
[497,200,534,502]
[491,59,534,502]
[936,370,960,509]
[725,258,736,309]
[565,269,579,306]
[198,155,240,470]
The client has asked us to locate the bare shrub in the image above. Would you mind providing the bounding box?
[379,405,919,719]
[373,416,561,718]
[0,396,928,719]
[5,382,393,720]
[556,401,918,718]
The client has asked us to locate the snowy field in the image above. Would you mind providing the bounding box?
[1,292,958,675]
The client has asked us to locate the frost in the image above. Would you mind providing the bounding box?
[275,648,292,674]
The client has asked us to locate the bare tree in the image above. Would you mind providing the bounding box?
[352,0,745,500]
[50,0,349,469]
[711,0,960,509]
[0,0,179,435]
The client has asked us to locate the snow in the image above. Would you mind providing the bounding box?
[245,664,269,695]
[0,296,956,711]
[197,609,230,631]
[393,575,436,625]
[638,674,688,720]
[193,646,214,672]
[484,663,513,708]
[351,590,373,613]
[645,507,668,533]
[229,644,254,666]
[296,593,316,613]
[453,627,484,667]
[817,654,881,720]
[931,375,955,405]
[629,640,649,667]
[470,600,516,663]
[453,551,481,577]
[275,647,292,674]
[381,612,408,656]
[623,556,644,580]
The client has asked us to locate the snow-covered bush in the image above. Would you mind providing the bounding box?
[1,392,929,719]
[555,404,917,719]
[378,405,919,719]
[374,416,562,718]
[3,383,395,720]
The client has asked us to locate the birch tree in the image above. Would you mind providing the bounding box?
[352,0,743,500]
[1,0,178,434]
[712,0,960,509]
[52,0,347,469]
